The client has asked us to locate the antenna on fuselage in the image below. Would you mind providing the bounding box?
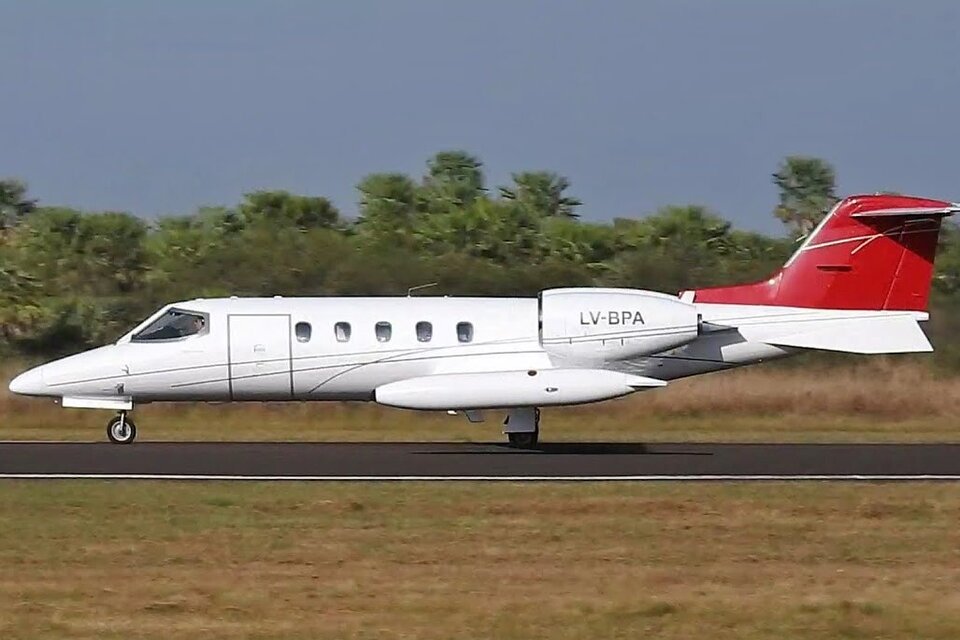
[407,282,438,297]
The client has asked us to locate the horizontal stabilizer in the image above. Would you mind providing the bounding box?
[764,315,932,354]
[850,204,960,218]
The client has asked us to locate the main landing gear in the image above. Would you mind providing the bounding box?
[504,407,540,449]
[107,412,137,445]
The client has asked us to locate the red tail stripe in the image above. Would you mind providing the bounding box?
[693,194,955,311]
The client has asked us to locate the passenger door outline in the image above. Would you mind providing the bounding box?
[227,314,293,400]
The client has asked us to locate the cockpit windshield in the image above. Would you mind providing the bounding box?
[132,309,207,342]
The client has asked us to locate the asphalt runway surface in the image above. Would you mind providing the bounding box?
[2,441,960,480]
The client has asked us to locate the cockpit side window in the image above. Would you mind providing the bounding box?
[132,309,208,342]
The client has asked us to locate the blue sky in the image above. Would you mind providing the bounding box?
[1,0,958,233]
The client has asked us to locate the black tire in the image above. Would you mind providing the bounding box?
[508,431,538,449]
[107,416,137,445]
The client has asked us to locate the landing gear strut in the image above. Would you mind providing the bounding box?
[107,412,137,445]
[504,407,540,448]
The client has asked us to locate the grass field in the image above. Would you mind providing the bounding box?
[3,359,960,442]
[2,481,960,639]
[3,360,960,639]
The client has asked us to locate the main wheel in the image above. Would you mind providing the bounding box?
[107,415,137,445]
[508,431,538,448]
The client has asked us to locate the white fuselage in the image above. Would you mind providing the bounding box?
[9,290,927,411]
[15,297,549,404]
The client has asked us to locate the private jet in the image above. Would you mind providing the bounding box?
[9,194,957,446]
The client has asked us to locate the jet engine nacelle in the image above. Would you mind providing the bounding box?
[539,287,700,363]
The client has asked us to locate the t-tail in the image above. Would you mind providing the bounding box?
[685,194,959,355]
[692,194,959,311]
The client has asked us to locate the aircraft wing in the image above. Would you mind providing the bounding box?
[374,369,666,410]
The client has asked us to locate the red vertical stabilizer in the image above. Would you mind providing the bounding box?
[692,194,958,311]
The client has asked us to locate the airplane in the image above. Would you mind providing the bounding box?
[8,193,958,447]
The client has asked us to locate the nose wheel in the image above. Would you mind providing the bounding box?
[107,412,137,445]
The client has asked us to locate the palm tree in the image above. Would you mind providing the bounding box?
[499,171,582,219]
[0,179,37,230]
[771,156,838,236]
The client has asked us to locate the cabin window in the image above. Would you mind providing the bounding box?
[375,321,392,342]
[334,322,351,342]
[132,309,207,342]
[457,321,474,343]
[416,321,433,342]
[295,322,312,343]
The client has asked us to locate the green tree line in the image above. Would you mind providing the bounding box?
[2,152,959,364]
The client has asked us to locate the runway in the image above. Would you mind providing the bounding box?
[2,441,960,480]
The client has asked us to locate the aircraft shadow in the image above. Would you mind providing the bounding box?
[29,441,712,456]
[423,442,713,456]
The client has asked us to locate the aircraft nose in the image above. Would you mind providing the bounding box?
[8,366,47,396]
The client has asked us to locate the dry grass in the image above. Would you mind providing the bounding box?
[3,359,960,442]
[635,357,960,419]
[2,481,960,639]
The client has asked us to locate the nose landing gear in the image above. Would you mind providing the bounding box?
[107,412,137,445]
